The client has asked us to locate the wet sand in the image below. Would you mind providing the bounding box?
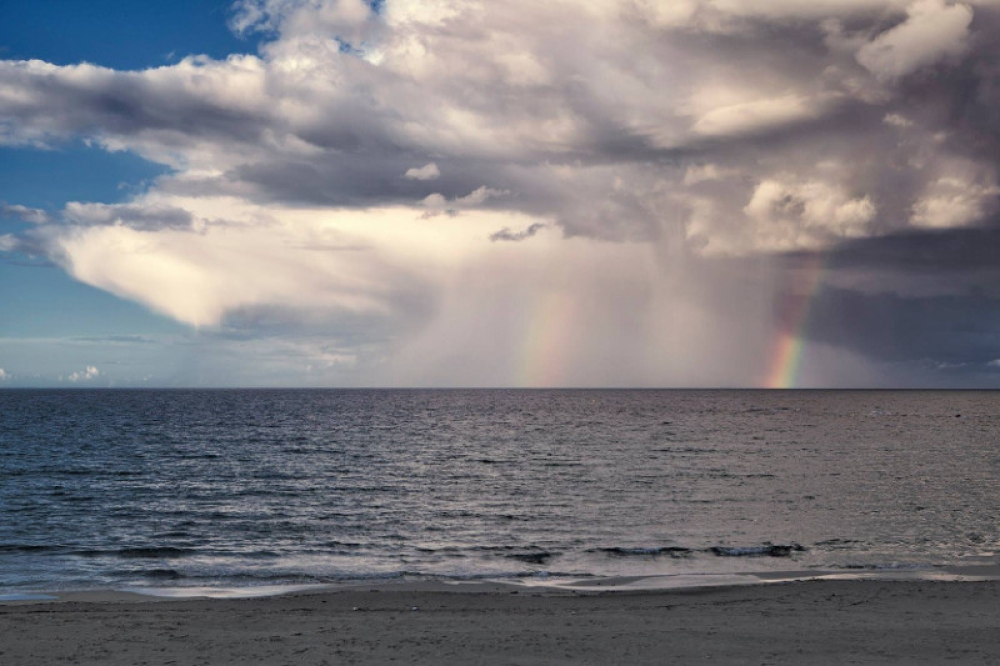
[2,579,999,664]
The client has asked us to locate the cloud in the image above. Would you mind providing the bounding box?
[909,159,1000,229]
[796,284,1000,366]
[61,201,196,231]
[231,0,380,45]
[455,186,507,206]
[404,162,441,180]
[489,222,547,242]
[0,368,7,380]
[856,0,973,79]
[691,95,828,138]
[4,0,1000,384]
[1,202,50,224]
[883,112,914,127]
[68,365,100,382]
[420,186,508,216]
[742,176,876,251]
[49,203,443,329]
[73,335,156,344]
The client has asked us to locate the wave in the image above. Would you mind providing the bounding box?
[70,547,199,559]
[709,544,805,558]
[838,562,930,571]
[588,543,806,559]
[119,547,199,559]
[0,544,62,554]
[504,552,556,565]
[139,568,183,580]
[414,545,560,561]
[591,546,693,558]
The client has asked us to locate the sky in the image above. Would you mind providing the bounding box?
[2,0,1000,388]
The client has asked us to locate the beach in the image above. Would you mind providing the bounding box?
[3,579,1000,664]
[4,390,1000,664]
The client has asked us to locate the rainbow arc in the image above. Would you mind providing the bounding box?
[765,255,826,389]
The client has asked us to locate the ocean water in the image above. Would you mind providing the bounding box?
[1,389,999,593]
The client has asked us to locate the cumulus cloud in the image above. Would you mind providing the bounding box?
[0,368,7,380]
[4,0,1000,384]
[68,365,100,382]
[742,177,877,251]
[856,0,973,79]
[911,177,1000,228]
[50,202,444,329]
[404,163,441,180]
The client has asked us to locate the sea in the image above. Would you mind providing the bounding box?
[2,389,999,596]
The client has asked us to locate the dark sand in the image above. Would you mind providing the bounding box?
[2,579,1000,664]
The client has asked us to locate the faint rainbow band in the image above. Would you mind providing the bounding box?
[764,254,827,389]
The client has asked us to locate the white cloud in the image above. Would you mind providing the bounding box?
[685,167,879,255]
[704,0,911,19]
[456,186,508,206]
[883,112,914,128]
[404,162,440,180]
[856,0,973,79]
[51,198,541,329]
[742,177,876,251]
[683,164,736,185]
[692,95,827,138]
[232,0,377,44]
[0,368,8,380]
[68,366,100,382]
[911,177,1000,229]
[420,186,508,215]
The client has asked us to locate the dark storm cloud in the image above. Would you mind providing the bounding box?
[61,202,196,231]
[0,59,272,149]
[761,3,1000,373]
[824,227,1000,274]
[228,156,499,208]
[775,226,1000,371]
[799,284,1000,366]
[489,223,546,242]
[0,1,992,235]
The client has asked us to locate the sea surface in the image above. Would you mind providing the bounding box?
[2,389,999,594]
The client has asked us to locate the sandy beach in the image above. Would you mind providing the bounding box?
[2,579,999,664]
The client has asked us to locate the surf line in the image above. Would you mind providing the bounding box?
[765,253,827,389]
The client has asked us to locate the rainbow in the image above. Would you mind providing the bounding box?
[514,289,578,387]
[764,254,827,389]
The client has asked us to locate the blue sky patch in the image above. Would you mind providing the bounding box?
[0,0,252,70]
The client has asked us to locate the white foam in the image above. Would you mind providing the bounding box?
[118,584,328,599]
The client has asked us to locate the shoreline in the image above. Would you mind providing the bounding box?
[5,561,1000,604]
[2,577,999,664]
